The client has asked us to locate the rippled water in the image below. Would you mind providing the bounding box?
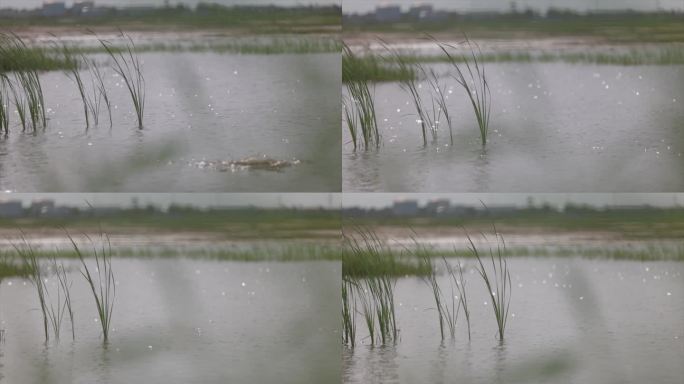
[0,259,341,383]
[343,63,684,192]
[344,258,684,384]
[0,52,340,192]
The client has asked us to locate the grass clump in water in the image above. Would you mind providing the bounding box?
[0,74,10,134]
[12,238,74,341]
[342,50,414,83]
[100,34,145,129]
[343,228,398,345]
[342,277,357,347]
[69,233,116,343]
[466,226,511,341]
[436,37,491,146]
[0,34,47,132]
[62,48,113,129]
[343,45,380,150]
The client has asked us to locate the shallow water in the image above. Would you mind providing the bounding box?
[343,63,684,192]
[0,259,341,383]
[343,258,684,384]
[0,52,340,192]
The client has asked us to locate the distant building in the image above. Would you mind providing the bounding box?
[393,200,419,216]
[0,201,23,218]
[72,1,95,16]
[30,200,56,216]
[375,5,401,22]
[42,1,67,17]
[408,4,433,20]
[425,199,450,215]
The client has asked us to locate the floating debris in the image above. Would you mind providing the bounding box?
[193,155,300,172]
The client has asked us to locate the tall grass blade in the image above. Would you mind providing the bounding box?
[68,232,116,342]
[435,36,492,146]
[466,225,511,340]
[100,34,145,129]
[343,45,380,150]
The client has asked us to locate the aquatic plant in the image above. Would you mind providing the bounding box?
[13,239,50,341]
[0,34,47,132]
[61,44,113,129]
[65,52,92,128]
[444,257,471,340]
[0,74,9,134]
[415,244,455,340]
[90,62,113,128]
[343,45,380,150]
[344,228,398,345]
[425,68,454,144]
[342,48,415,83]
[436,37,491,146]
[100,35,146,128]
[381,42,437,145]
[51,256,75,340]
[69,233,116,342]
[466,226,511,340]
[342,277,357,347]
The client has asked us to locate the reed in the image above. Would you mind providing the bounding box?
[444,257,471,340]
[425,68,454,145]
[65,53,91,128]
[0,74,9,134]
[416,246,452,340]
[90,62,113,128]
[51,256,75,340]
[69,233,116,342]
[342,277,357,347]
[343,45,380,150]
[100,35,145,129]
[343,228,398,345]
[10,77,28,131]
[381,42,436,145]
[13,239,50,341]
[436,37,491,146]
[466,227,511,340]
[409,241,466,340]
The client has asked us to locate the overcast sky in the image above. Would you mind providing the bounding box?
[343,0,684,13]
[0,0,338,10]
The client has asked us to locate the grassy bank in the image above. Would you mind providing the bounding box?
[343,242,684,277]
[344,13,684,44]
[0,242,340,279]
[1,6,340,35]
[345,208,684,240]
[1,36,340,73]
[0,209,340,240]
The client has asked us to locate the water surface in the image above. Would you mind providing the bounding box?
[344,258,684,384]
[0,52,340,192]
[0,258,341,383]
[343,63,684,192]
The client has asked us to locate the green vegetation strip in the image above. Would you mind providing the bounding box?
[343,243,684,277]
[1,37,340,73]
[345,15,684,44]
[343,46,684,82]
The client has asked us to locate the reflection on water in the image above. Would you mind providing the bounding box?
[343,258,684,383]
[0,259,341,384]
[0,52,340,192]
[343,63,684,192]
